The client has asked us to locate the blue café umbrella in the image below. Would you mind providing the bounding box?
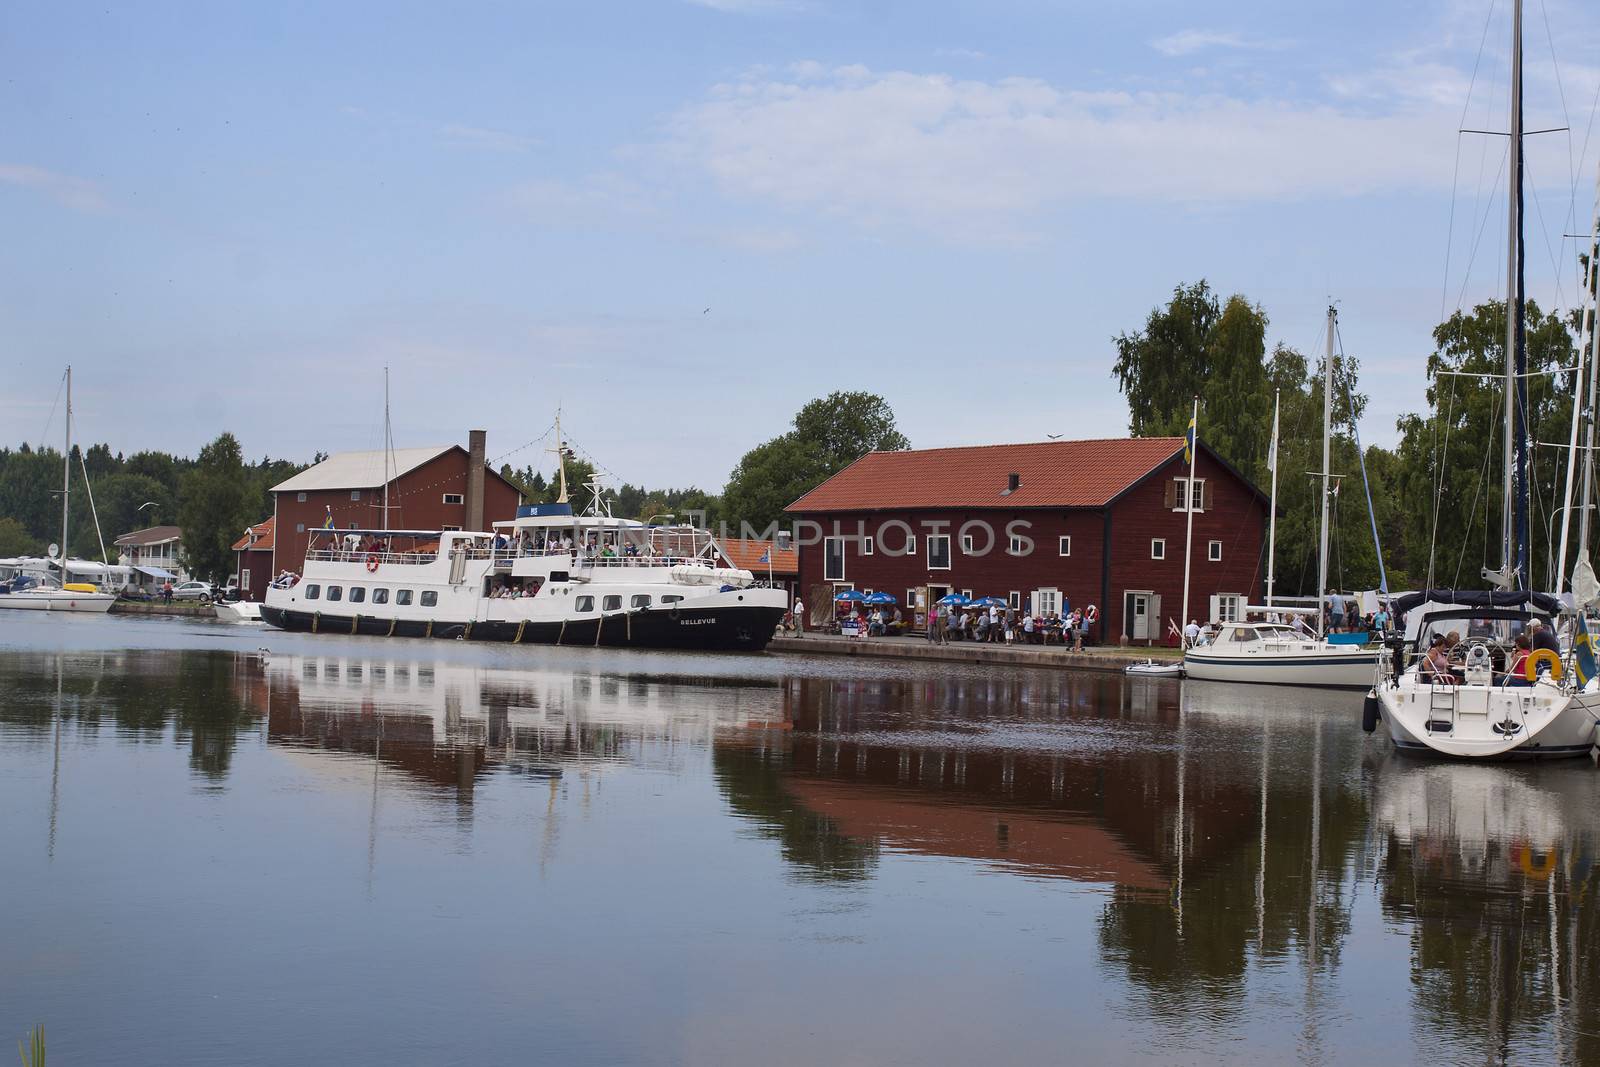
[862,592,897,605]
[935,593,969,606]
[834,589,866,603]
[967,596,1007,608]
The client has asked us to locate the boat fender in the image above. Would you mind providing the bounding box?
[1525,648,1563,681]
[1361,690,1380,733]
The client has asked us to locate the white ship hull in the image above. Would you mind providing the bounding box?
[0,590,115,613]
[1377,671,1600,759]
[1183,644,1379,688]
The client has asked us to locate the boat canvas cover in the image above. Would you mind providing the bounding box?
[1394,589,1561,644]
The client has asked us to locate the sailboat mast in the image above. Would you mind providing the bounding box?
[61,365,72,564]
[1180,397,1198,634]
[1266,389,1280,607]
[1317,308,1334,637]
[1579,167,1600,562]
[1501,0,1528,590]
[383,366,391,530]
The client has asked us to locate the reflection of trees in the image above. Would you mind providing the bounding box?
[711,742,879,883]
[0,650,257,780]
[1373,762,1600,1064]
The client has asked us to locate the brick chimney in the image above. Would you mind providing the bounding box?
[466,429,486,531]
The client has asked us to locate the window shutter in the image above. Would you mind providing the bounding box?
[1208,594,1220,623]
[1202,480,1214,510]
[1164,479,1177,508]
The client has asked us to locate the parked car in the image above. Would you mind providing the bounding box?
[170,581,215,602]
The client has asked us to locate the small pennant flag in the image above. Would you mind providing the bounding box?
[757,549,771,564]
[1575,615,1598,689]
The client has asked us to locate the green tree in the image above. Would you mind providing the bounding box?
[724,391,910,532]
[176,434,253,582]
[0,517,38,556]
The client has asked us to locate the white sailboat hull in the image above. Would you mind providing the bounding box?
[0,590,115,613]
[1377,672,1600,759]
[213,601,263,624]
[1183,644,1379,688]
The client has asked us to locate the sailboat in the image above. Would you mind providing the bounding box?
[0,366,115,613]
[1372,0,1600,758]
[1181,324,1383,688]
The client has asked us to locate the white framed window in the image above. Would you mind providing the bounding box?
[351,490,361,501]
[927,534,952,570]
[961,534,975,553]
[240,568,251,589]
[904,534,917,554]
[295,523,305,533]
[824,537,846,581]
[1208,540,1222,562]
[443,492,464,505]
[442,524,462,532]
[1215,593,1242,623]
[1151,538,1166,560]
[1172,477,1206,513]
[1058,536,1071,556]
[1008,534,1025,555]
[1008,591,1021,609]
[297,492,307,503]
[906,588,919,610]
[961,588,973,599]
[862,536,874,556]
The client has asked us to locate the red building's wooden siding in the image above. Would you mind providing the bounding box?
[271,449,521,575]
[792,448,1266,644]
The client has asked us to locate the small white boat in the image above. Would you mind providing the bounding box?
[1183,622,1379,688]
[0,580,114,613]
[1124,659,1183,677]
[214,600,264,624]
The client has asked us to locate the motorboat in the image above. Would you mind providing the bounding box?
[214,600,264,624]
[1183,622,1379,688]
[1123,659,1183,678]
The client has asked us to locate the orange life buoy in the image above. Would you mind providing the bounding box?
[365,553,380,573]
[1524,648,1562,681]
[1085,604,1098,623]
[1513,842,1558,880]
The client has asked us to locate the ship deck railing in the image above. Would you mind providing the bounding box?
[306,549,435,567]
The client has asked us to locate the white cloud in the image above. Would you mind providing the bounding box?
[1151,29,1292,57]
[666,65,1456,239]
[0,164,107,212]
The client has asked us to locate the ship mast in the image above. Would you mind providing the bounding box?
[1498,0,1529,590]
[60,365,72,567]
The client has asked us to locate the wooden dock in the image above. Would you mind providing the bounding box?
[767,633,1181,673]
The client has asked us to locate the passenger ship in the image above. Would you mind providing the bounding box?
[260,503,788,652]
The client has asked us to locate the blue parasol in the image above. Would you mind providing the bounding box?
[935,593,969,606]
[862,591,897,605]
[834,589,866,603]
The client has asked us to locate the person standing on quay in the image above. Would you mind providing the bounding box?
[792,598,804,638]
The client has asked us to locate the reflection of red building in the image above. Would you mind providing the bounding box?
[787,438,1267,642]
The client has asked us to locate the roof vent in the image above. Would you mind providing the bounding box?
[1002,472,1021,495]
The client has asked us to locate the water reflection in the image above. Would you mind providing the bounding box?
[3,645,1599,1064]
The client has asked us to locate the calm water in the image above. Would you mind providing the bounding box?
[1,614,1597,1065]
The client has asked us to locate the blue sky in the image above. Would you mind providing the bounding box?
[4,0,1600,490]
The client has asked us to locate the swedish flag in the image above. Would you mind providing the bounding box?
[1575,615,1598,689]
[322,506,335,530]
[1184,412,1196,466]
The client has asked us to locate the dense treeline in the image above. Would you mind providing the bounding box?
[0,433,302,581]
[1114,280,1582,595]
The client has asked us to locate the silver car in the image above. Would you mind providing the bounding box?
[171,581,215,602]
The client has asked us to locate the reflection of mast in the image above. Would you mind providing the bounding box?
[1175,700,1185,938]
[1303,719,1323,1057]
[48,652,63,859]
[1257,711,1269,945]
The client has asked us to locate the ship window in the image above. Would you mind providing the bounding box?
[326,586,343,602]
[420,591,438,607]
[1230,627,1257,642]
[576,595,595,612]
[602,595,622,611]
[631,594,651,608]
[372,589,389,604]
[349,587,366,603]
[549,571,569,583]
[662,595,683,604]
[396,590,413,606]
[304,584,320,600]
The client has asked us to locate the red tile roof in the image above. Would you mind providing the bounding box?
[787,438,1188,512]
[232,517,275,553]
[721,536,799,575]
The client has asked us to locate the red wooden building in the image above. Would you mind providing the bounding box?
[231,517,275,602]
[786,437,1268,644]
[269,430,523,576]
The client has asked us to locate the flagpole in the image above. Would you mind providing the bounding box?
[1180,397,1199,639]
[1266,389,1280,610]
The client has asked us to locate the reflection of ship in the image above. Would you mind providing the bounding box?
[256,652,787,792]
[1369,755,1600,1063]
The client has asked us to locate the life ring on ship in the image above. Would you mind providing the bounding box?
[1513,842,1557,881]
[365,553,380,573]
[1524,648,1562,681]
[1085,604,1098,623]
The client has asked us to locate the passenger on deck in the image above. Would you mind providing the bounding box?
[1503,634,1533,687]
[1420,635,1455,683]
[1528,618,1561,657]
